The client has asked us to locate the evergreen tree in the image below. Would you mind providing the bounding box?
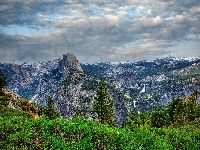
[173,98,185,124]
[138,111,149,125]
[191,90,200,101]
[151,111,165,128]
[74,108,86,118]
[165,97,182,124]
[184,92,198,122]
[164,92,199,125]
[0,70,7,93]
[43,96,60,119]
[92,80,115,125]
[124,109,139,127]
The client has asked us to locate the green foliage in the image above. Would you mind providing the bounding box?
[1,106,200,149]
[124,109,139,127]
[74,108,86,118]
[138,110,150,126]
[43,96,60,119]
[0,95,10,107]
[92,80,115,125]
[151,111,166,128]
[163,92,199,125]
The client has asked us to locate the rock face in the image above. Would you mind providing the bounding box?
[1,54,199,126]
[59,53,83,73]
[109,89,130,125]
[81,56,200,111]
[0,53,129,126]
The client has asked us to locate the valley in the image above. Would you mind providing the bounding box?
[0,53,199,126]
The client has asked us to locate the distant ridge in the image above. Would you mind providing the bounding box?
[87,56,200,65]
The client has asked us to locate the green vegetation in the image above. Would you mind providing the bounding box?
[93,80,115,125]
[1,68,200,149]
[1,104,200,149]
[38,96,60,120]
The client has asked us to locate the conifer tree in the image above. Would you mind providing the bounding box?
[191,90,200,101]
[124,109,138,127]
[43,96,60,119]
[165,92,199,125]
[151,111,165,128]
[184,92,198,122]
[92,80,115,125]
[74,108,86,118]
[0,70,7,93]
[165,97,182,124]
[173,97,185,124]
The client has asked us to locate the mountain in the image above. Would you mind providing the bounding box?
[0,53,129,126]
[0,54,199,125]
[81,56,200,111]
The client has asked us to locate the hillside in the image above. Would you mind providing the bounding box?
[82,56,200,111]
[0,54,200,126]
[0,89,38,119]
[1,60,200,149]
[0,53,129,126]
[1,94,200,150]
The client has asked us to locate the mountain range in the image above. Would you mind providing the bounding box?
[0,53,199,125]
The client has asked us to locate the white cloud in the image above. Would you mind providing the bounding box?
[0,0,199,63]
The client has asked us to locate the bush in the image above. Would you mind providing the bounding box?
[1,107,200,149]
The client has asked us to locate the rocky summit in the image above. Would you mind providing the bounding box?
[59,53,83,73]
[0,53,129,126]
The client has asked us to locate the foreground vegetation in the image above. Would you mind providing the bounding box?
[1,70,200,149]
[1,106,200,150]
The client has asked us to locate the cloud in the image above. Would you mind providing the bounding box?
[0,0,200,63]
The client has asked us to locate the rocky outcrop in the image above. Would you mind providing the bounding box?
[109,89,129,126]
[2,88,39,119]
[0,53,129,126]
[59,53,83,73]
[1,54,199,126]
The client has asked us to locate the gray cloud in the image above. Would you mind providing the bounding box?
[0,0,200,63]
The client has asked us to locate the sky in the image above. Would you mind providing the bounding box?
[0,0,200,64]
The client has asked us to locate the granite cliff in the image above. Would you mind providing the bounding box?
[0,53,129,126]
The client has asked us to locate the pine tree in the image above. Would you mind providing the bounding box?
[184,92,198,122]
[191,90,200,101]
[0,70,7,93]
[151,111,165,128]
[74,108,86,118]
[92,80,115,125]
[124,109,139,127]
[43,96,60,119]
[165,97,182,124]
[173,97,185,124]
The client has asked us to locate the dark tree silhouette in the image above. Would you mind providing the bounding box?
[92,80,115,125]
[0,70,7,93]
[43,96,60,119]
